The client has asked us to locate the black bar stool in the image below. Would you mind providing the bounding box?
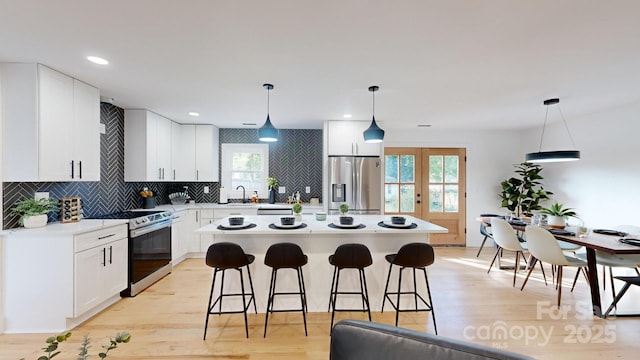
[204,242,257,339]
[381,242,437,334]
[328,243,373,330]
[263,242,308,337]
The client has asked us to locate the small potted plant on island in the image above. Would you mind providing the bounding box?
[267,177,278,204]
[540,202,579,229]
[292,203,303,221]
[10,197,58,228]
[338,203,353,225]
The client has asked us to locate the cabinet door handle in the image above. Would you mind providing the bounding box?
[196,211,199,222]
[159,168,162,180]
[71,160,75,179]
[102,247,106,267]
[78,161,82,179]
[196,170,199,180]
[98,233,115,240]
[173,169,176,180]
[109,245,113,264]
[162,168,165,180]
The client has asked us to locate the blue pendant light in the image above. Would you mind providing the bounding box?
[258,83,278,142]
[363,85,385,143]
[525,98,580,163]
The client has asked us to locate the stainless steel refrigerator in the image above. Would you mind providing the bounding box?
[328,156,382,214]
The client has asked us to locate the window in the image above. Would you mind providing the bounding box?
[384,154,416,213]
[221,144,269,199]
[428,155,459,212]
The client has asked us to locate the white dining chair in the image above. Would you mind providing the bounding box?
[521,225,588,307]
[575,225,640,299]
[488,218,530,287]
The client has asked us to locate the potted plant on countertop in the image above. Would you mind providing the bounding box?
[292,203,303,221]
[267,177,278,204]
[10,197,58,228]
[540,202,579,229]
[338,203,353,225]
[500,162,553,219]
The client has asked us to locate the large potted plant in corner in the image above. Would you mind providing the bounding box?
[500,162,553,218]
[540,202,579,229]
[267,177,278,204]
[10,197,58,228]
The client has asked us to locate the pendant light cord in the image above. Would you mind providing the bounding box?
[266,87,270,115]
[372,88,376,118]
[557,105,577,149]
[538,101,577,151]
[537,106,549,152]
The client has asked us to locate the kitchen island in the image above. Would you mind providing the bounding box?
[197,214,447,313]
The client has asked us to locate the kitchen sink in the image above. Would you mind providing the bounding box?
[223,203,255,207]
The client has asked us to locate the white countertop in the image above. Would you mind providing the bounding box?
[0,219,129,237]
[149,202,323,212]
[196,214,447,235]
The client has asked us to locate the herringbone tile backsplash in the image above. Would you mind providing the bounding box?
[3,104,323,229]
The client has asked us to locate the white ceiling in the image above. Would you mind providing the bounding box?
[2,0,639,131]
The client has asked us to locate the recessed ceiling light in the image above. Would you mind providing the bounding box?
[417,124,432,127]
[188,112,199,117]
[343,114,352,118]
[87,56,109,65]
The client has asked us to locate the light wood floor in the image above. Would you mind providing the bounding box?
[3,247,639,359]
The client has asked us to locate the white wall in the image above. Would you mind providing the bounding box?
[384,127,525,247]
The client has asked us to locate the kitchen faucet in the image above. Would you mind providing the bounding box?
[236,185,246,203]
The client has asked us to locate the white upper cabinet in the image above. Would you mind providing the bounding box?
[124,109,173,181]
[1,63,100,181]
[171,123,196,181]
[326,120,382,156]
[170,123,218,182]
[195,124,218,181]
[127,110,218,182]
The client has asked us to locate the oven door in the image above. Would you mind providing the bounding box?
[127,219,172,296]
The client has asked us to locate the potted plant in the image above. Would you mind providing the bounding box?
[540,202,579,229]
[10,197,58,228]
[292,203,303,220]
[338,203,353,225]
[500,162,553,218]
[267,177,278,204]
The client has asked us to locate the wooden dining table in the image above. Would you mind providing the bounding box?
[478,216,640,318]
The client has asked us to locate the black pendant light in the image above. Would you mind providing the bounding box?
[258,83,278,142]
[525,98,580,163]
[363,85,385,143]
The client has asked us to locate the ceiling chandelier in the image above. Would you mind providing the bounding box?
[525,98,580,163]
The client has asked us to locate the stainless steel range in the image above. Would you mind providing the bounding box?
[91,210,173,296]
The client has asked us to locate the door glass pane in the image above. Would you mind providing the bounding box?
[444,184,459,212]
[429,184,443,212]
[385,155,398,182]
[429,156,443,182]
[400,155,415,182]
[400,185,415,212]
[444,156,458,183]
[385,184,399,212]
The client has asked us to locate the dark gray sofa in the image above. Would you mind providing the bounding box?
[330,320,535,360]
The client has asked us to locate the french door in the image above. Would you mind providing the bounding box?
[384,148,466,245]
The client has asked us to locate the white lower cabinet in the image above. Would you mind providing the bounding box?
[185,209,203,253]
[74,237,127,316]
[171,210,188,263]
[3,222,128,332]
